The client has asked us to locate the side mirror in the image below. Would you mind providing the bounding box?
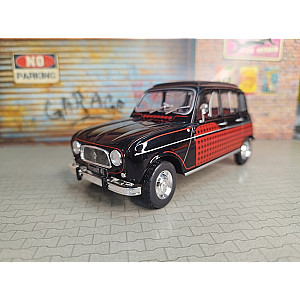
[199,103,209,123]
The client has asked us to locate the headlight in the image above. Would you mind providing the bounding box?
[72,141,81,155]
[110,150,122,166]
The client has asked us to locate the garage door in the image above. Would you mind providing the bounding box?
[0,39,194,143]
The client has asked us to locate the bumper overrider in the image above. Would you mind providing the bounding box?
[69,163,142,196]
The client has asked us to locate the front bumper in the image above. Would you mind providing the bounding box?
[69,163,142,196]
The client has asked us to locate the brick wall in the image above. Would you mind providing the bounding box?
[195,39,300,139]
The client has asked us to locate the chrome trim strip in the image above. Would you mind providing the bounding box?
[80,145,112,169]
[134,121,251,156]
[69,163,141,196]
[184,149,240,176]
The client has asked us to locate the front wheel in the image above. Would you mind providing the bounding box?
[141,161,177,209]
[234,138,252,165]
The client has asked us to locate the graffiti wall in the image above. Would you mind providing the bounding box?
[0,39,192,143]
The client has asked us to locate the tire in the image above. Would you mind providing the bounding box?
[141,160,177,209]
[234,138,252,165]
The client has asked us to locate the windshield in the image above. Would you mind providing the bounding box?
[135,89,194,114]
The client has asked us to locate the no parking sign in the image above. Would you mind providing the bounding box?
[12,53,60,84]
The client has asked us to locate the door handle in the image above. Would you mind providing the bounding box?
[235,117,244,122]
[218,121,228,126]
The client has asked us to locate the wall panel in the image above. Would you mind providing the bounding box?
[195,39,300,139]
[0,39,192,143]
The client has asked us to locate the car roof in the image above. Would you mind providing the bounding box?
[148,81,242,92]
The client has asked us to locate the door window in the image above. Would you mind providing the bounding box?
[208,92,220,117]
[198,91,220,120]
[221,91,239,116]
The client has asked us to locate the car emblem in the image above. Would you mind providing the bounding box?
[92,150,97,161]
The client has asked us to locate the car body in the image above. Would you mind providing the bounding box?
[70,81,253,208]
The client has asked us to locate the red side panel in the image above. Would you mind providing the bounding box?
[196,123,252,166]
[196,122,220,134]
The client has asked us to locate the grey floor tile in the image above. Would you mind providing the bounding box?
[0,140,300,262]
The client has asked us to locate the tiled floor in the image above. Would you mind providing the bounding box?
[0,140,300,261]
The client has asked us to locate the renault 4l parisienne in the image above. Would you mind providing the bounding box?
[69,81,254,208]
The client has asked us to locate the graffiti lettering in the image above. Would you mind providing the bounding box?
[45,100,64,120]
[45,90,124,123]
[91,92,101,108]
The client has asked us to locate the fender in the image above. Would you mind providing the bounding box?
[148,152,185,175]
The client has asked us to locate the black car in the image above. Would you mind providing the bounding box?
[70,81,254,208]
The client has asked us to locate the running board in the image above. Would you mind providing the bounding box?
[184,149,240,176]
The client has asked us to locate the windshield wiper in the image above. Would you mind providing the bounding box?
[149,103,172,114]
[165,106,190,114]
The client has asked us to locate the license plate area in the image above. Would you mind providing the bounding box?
[88,164,108,177]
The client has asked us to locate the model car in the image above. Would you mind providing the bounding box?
[69,81,253,208]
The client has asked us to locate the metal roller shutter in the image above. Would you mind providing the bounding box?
[0,39,194,143]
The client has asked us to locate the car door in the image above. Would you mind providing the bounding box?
[237,91,253,138]
[219,89,246,153]
[220,90,237,128]
[186,89,227,168]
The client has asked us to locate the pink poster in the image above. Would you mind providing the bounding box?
[224,39,283,61]
[215,66,235,84]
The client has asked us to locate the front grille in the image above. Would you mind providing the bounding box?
[80,145,111,169]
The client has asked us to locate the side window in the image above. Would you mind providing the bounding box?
[230,92,239,114]
[198,91,219,120]
[221,91,239,116]
[238,93,247,112]
[220,92,230,115]
[208,92,219,117]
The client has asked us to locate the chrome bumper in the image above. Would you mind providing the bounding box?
[69,163,141,196]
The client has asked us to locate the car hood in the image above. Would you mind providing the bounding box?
[74,118,182,151]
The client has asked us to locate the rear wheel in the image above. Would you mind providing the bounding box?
[141,160,176,209]
[234,138,252,165]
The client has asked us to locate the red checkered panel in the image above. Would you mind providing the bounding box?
[196,123,253,166]
[196,122,220,135]
[243,123,253,137]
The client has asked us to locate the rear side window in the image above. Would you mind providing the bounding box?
[221,91,238,116]
[229,92,239,114]
[238,93,247,112]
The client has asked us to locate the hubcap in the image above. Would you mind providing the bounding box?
[241,140,251,160]
[155,170,173,199]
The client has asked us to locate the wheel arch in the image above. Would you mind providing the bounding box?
[148,153,185,175]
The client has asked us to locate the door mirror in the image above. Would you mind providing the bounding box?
[199,103,209,123]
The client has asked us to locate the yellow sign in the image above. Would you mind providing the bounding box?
[239,67,258,94]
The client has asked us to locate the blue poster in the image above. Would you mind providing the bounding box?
[262,68,278,93]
